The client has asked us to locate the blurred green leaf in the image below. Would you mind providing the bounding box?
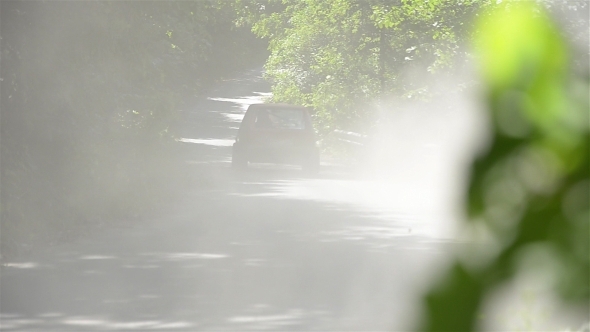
[420,2,589,331]
[422,263,484,332]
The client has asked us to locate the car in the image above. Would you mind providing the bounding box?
[232,103,320,173]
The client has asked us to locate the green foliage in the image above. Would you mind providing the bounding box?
[420,3,589,331]
[242,0,485,133]
[424,263,485,332]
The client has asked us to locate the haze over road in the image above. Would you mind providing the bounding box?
[1,69,462,331]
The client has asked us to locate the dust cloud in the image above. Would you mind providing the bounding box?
[1,1,588,331]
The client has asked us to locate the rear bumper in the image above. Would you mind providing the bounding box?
[233,141,318,165]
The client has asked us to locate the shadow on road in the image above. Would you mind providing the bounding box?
[1,181,451,331]
[1,68,458,331]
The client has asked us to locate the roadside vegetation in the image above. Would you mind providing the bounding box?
[237,0,483,134]
[0,1,266,258]
[237,0,588,153]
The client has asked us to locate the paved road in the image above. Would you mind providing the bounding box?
[1,69,463,331]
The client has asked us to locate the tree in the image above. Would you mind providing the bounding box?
[241,0,486,133]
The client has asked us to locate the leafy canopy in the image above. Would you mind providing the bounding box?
[242,0,484,133]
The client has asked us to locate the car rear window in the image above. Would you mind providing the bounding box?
[253,108,306,130]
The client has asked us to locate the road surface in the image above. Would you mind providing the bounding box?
[1,69,479,331]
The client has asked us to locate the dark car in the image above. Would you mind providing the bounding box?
[232,103,320,173]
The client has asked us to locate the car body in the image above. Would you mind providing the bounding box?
[232,103,320,172]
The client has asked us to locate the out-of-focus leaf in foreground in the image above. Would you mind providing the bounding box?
[419,2,589,331]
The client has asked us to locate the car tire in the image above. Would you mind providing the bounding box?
[301,150,320,175]
[232,145,248,169]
